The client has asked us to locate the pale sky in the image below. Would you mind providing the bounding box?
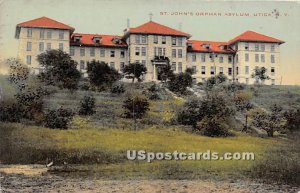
[0,0,299,85]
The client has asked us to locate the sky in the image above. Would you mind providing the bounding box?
[0,0,299,85]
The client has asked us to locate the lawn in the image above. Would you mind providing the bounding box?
[0,122,278,180]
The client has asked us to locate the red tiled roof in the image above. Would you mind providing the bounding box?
[125,21,191,37]
[70,33,127,47]
[187,40,235,54]
[17,16,74,31]
[229,31,284,44]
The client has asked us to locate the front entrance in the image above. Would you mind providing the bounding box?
[156,66,163,81]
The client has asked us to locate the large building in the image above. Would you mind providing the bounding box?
[15,17,284,85]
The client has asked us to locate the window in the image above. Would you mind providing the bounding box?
[110,50,115,57]
[141,47,146,56]
[27,29,32,37]
[110,62,115,69]
[135,35,140,44]
[255,43,259,51]
[236,54,239,63]
[210,66,215,75]
[178,62,182,72]
[26,55,31,65]
[201,54,205,62]
[228,56,232,63]
[255,54,259,62]
[210,54,214,62]
[192,54,196,62]
[135,47,140,56]
[178,38,183,46]
[245,43,249,50]
[219,67,223,74]
[40,29,44,39]
[47,31,52,39]
[39,42,44,52]
[158,48,162,56]
[59,43,63,51]
[202,78,206,82]
[271,79,275,85]
[153,36,158,44]
[271,55,275,63]
[246,78,249,84]
[141,60,146,66]
[245,66,249,75]
[261,44,265,51]
[135,60,139,64]
[171,49,176,58]
[192,66,197,73]
[26,42,32,51]
[228,67,232,76]
[47,43,51,50]
[245,53,249,62]
[100,49,105,57]
[201,66,205,75]
[141,36,147,44]
[178,49,182,58]
[90,48,95,57]
[162,36,166,44]
[236,67,239,75]
[171,62,176,71]
[271,44,275,52]
[261,54,265,63]
[219,56,223,63]
[80,48,85,56]
[80,60,85,70]
[120,62,125,71]
[59,31,64,40]
[70,47,75,56]
[172,37,176,45]
[271,67,275,76]
[120,50,125,58]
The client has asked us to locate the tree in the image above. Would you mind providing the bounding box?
[7,58,30,91]
[87,60,121,90]
[185,67,196,75]
[79,95,96,116]
[206,74,227,89]
[123,62,147,83]
[123,94,150,130]
[159,63,175,83]
[251,67,270,84]
[251,104,285,137]
[234,91,254,131]
[168,72,193,95]
[37,50,81,90]
[284,109,300,132]
[44,107,74,129]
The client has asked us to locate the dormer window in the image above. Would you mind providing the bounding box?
[202,43,211,49]
[74,36,81,43]
[93,37,101,44]
[112,37,122,44]
[187,42,193,48]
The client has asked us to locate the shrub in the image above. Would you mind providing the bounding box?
[44,107,74,129]
[0,100,22,122]
[284,109,300,131]
[143,83,162,100]
[168,72,193,95]
[110,82,125,94]
[195,117,230,137]
[78,95,96,116]
[206,74,227,90]
[123,95,150,119]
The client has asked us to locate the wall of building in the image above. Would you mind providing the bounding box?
[233,42,281,85]
[17,27,70,74]
[187,52,234,82]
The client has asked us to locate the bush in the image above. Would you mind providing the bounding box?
[44,107,74,129]
[195,117,230,137]
[110,82,125,94]
[123,95,150,119]
[78,95,96,116]
[143,83,162,100]
[168,72,193,95]
[0,100,22,122]
[284,109,300,131]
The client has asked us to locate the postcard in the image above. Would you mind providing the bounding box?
[0,0,299,192]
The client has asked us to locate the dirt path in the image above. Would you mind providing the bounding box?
[0,165,299,193]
